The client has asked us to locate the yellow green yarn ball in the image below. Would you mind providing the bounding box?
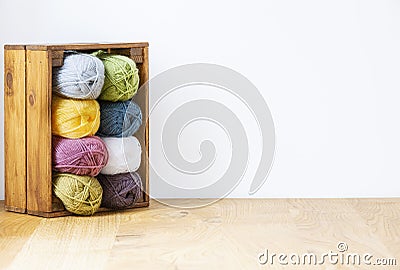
[92,50,139,102]
[53,173,103,216]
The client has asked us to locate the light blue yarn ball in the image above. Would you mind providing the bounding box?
[97,100,142,137]
[53,53,105,99]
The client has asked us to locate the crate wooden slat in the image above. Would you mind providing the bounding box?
[138,47,150,203]
[4,45,26,50]
[51,51,64,67]
[4,49,27,213]
[4,43,150,217]
[26,50,53,215]
[24,42,149,51]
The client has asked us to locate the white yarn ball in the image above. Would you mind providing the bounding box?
[53,53,105,99]
[100,136,142,175]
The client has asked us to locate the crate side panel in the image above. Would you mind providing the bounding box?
[4,49,27,213]
[133,46,149,202]
[26,50,52,213]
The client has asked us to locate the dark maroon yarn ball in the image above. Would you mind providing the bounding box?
[97,172,143,209]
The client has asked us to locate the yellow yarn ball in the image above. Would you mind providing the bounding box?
[52,95,100,139]
[53,173,103,216]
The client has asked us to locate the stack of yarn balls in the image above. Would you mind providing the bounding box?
[52,51,143,215]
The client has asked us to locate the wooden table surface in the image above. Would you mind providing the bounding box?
[0,198,399,269]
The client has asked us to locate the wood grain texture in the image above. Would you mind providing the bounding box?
[105,198,400,270]
[4,49,27,213]
[2,199,399,269]
[25,43,149,51]
[133,46,149,203]
[8,214,120,270]
[0,201,41,269]
[350,199,400,260]
[26,50,52,213]
[50,50,64,67]
[28,202,150,218]
[3,45,25,50]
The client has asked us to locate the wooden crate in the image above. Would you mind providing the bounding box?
[4,43,149,217]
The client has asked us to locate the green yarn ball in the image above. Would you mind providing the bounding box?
[92,50,139,102]
[53,173,103,216]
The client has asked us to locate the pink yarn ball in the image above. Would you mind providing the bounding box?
[52,136,109,177]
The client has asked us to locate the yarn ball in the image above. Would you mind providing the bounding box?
[100,136,142,175]
[53,53,105,99]
[52,95,100,139]
[92,50,139,102]
[98,172,143,209]
[52,173,103,216]
[97,100,142,137]
[52,136,109,177]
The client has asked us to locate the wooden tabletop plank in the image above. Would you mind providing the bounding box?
[0,201,41,269]
[1,199,399,270]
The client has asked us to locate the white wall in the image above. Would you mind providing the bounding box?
[1,0,400,200]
